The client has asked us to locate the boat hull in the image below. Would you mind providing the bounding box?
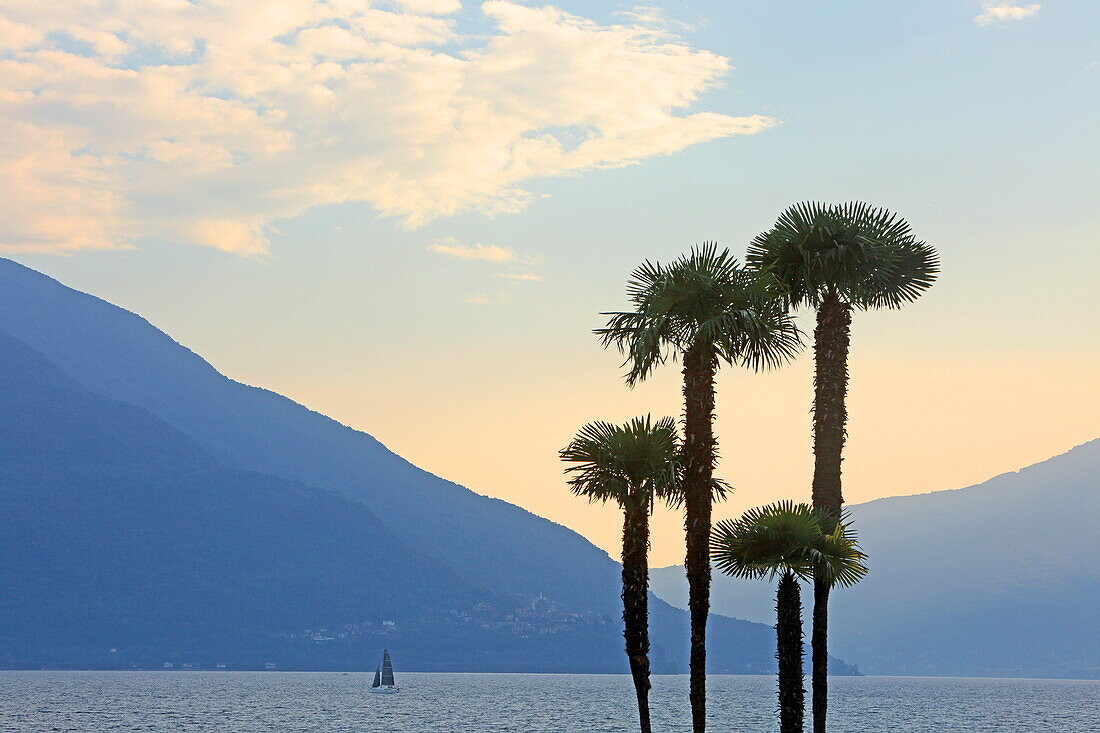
[370,686,400,694]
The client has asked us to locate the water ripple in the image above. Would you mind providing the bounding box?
[1,671,1097,732]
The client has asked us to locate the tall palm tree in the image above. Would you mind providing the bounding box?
[711,502,867,733]
[747,202,938,732]
[597,244,801,732]
[560,415,683,733]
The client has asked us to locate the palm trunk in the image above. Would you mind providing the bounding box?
[622,502,652,733]
[682,341,717,733]
[811,580,829,732]
[776,571,805,733]
[810,291,851,733]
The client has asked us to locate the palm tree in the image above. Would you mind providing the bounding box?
[597,244,801,732]
[560,415,683,733]
[711,502,867,733]
[747,202,938,732]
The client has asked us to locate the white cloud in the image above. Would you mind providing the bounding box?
[430,237,545,286]
[975,2,1042,26]
[463,293,495,304]
[0,1,773,254]
[393,0,463,14]
[428,238,517,262]
[494,272,544,281]
[618,4,699,33]
[0,14,41,48]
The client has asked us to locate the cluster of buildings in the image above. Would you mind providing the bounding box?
[279,618,399,642]
[279,594,613,643]
[451,594,612,637]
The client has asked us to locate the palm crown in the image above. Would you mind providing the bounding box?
[746,202,939,310]
[596,243,802,386]
[711,501,867,588]
[560,415,684,512]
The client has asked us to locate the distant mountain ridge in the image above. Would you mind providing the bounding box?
[0,257,814,673]
[0,330,489,667]
[651,439,1100,678]
[0,257,613,612]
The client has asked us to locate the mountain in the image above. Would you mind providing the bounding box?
[0,258,614,612]
[651,440,1100,679]
[0,257,805,673]
[0,330,490,668]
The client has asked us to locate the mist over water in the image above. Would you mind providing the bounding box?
[3,671,1096,732]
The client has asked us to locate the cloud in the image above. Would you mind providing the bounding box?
[975,2,1042,26]
[494,272,544,281]
[393,0,464,14]
[430,237,544,288]
[428,238,516,262]
[0,1,772,254]
[463,293,495,304]
[617,4,700,33]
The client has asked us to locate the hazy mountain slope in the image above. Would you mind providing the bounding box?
[0,257,616,613]
[0,330,488,664]
[651,440,1100,678]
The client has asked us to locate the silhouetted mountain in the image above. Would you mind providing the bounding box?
[0,257,804,673]
[651,441,1100,678]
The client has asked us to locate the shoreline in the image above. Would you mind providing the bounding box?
[3,669,1098,683]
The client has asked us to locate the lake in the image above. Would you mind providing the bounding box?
[1,671,1097,732]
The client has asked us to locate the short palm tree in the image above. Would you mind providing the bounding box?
[560,415,683,733]
[711,502,867,733]
[597,243,801,732]
[747,203,937,732]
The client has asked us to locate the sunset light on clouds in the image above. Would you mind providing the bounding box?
[0,0,771,255]
[428,239,517,262]
[975,2,1042,25]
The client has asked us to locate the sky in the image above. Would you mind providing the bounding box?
[2,0,1098,566]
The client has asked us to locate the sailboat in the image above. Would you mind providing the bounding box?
[370,649,400,693]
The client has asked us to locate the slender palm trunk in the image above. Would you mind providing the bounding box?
[682,341,717,733]
[811,580,829,732]
[810,291,851,733]
[776,571,805,733]
[622,502,652,733]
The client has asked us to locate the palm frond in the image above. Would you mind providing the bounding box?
[747,201,939,311]
[711,501,869,588]
[809,530,868,588]
[710,501,821,582]
[596,243,803,384]
[559,415,683,510]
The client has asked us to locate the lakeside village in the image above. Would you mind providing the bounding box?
[145,594,613,671]
[279,593,613,645]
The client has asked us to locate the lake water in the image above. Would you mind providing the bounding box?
[1,671,1097,732]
